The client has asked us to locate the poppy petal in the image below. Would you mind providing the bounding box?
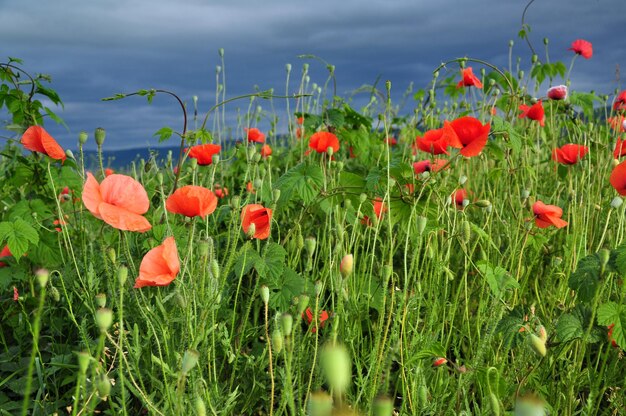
[82,172,104,218]
[100,174,150,215]
[98,203,152,232]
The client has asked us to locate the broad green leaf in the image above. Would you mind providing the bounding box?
[476,260,518,298]
[154,126,174,143]
[275,162,324,206]
[556,312,584,342]
[568,253,601,302]
[597,302,626,349]
[257,243,286,281]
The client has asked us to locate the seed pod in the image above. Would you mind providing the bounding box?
[96,374,111,399]
[181,350,200,375]
[271,329,283,354]
[489,392,501,416]
[95,308,113,333]
[77,351,90,375]
[529,333,547,357]
[95,293,107,308]
[460,220,471,244]
[280,313,293,337]
[260,285,270,304]
[94,127,106,146]
[194,396,207,416]
[78,131,88,145]
[320,343,351,395]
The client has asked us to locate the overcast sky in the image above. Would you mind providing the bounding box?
[1,0,625,150]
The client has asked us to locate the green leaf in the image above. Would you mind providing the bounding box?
[232,245,260,279]
[154,126,174,143]
[272,268,311,311]
[496,307,525,347]
[556,312,584,342]
[476,260,518,298]
[597,302,626,349]
[568,253,601,302]
[0,219,38,260]
[275,162,324,206]
[257,243,286,281]
[612,242,626,276]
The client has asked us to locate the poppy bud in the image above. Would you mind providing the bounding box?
[157,172,163,186]
[210,259,220,280]
[460,220,471,244]
[96,374,111,399]
[537,325,548,343]
[307,391,333,416]
[77,351,90,375]
[95,308,113,333]
[94,127,106,146]
[531,54,538,64]
[78,131,88,145]
[340,254,354,278]
[598,249,610,269]
[281,313,293,337]
[315,280,323,296]
[359,193,367,203]
[253,179,263,191]
[182,349,200,375]
[198,241,210,259]
[518,70,524,80]
[95,293,107,308]
[417,216,428,234]
[433,357,448,367]
[321,343,351,395]
[35,269,49,288]
[107,248,116,264]
[489,392,501,416]
[117,266,128,286]
[475,199,492,208]
[49,285,60,302]
[273,189,281,203]
[194,396,206,416]
[260,285,270,304]
[270,329,284,355]
[383,265,393,280]
[218,48,224,57]
[418,385,428,408]
[521,190,530,200]
[298,294,310,315]
[305,237,317,255]
[547,85,568,100]
[373,396,394,416]
[326,146,334,157]
[230,195,241,210]
[529,333,547,357]
[611,196,623,209]
[65,149,75,160]
[509,40,514,47]
[302,63,309,72]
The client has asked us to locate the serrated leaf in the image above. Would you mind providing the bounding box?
[556,312,584,342]
[496,307,525,347]
[232,245,260,278]
[568,253,601,302]
[275,162,324,205]
[257,243,286,281]
[272,268,310,311]
[597,302,626,349]
[154,126,174,143]
[476,260,518,298]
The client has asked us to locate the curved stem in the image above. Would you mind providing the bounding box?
[521,0,537,56]
[433,58,516,99]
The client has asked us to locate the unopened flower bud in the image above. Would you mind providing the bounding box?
[305,237,317,255]
[117,266,128,286]
[77,351,91,375]
[182,349,200,375]
[598,249,610,269]
[611,196,623,209]
[49,285,60,302]
[417,216,427,234]
[340,254,354,279]
[260,285,270,304]
[359,193,367,203]
[65,149,75,160]
[529,333,547,357]
[373,396,394,416]
[35,268,49,288]
[321,343,351,395]
[433,357,448,367]
[94,127,106,146]
[107,248,116,264]
[273,189,281,203]
[307,391,333,416]
[298,294,310,315]
[280,313,293,337]
[537,325,548,343]
[271,329,284,354]
[475,199,492,208]
[246,223,256,238]
[210,259,220,280]
[194,396,207,416]
[96,374,111,399]
[326,146,334,157]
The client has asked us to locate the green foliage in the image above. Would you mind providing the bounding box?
[597,302,626,349]
[0,218,39,259]
[274,162,324,206]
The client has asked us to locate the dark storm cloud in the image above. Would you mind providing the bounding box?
[1,0,624,149]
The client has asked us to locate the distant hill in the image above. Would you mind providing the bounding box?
[81,146,183,170]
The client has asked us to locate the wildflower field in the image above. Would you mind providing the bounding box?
[1,35,625,416]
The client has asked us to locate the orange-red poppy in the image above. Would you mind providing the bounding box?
[415,121,462,155]
[608,116,626,132]
[53,218,68,232]
[547,85,568,101]
[552,144,589,165]
[607,324,619,348]
[246,181,255,194]
[296,116,304,125]
[610,160,626,195]
[614,91,626,112]
[449,116,490,157]
[241,204,272,239]
[519,101,545,126]
[457,67,483,89]
[82,172,151,232]
[20,126,66,162]
[166,185,217,218]
[361,198,387,226]
[532,201,568,228]
[385,137,398,146]
[0,245,12,268]
[452,189,468,209]
[214,185,229,199]
[134,236,180,288]
[105,168,115,177]
[614,139,626,159]
[245,127,265,143]
[569,39,593,59]
[309,131,340,154]
[260,144,272,158]
[413,159,447,175]
[59,186,72,202]
[187,143,221,165]
[303,307,329,333]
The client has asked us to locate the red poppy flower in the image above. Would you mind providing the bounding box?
[532,201,568,228]
[552,144,589,165]
[385,137,398,146]
[105,168,115,177]
[413,159,447,175]
[59,186,72,202]
[53,218,68,232]
[166,185,217,218]
[82,172,151,232]
[614,91,626,112]
[361,198,387,226]
[610,160,626,195]
[457,67,483,89]
[303,307,329,333]
[415,121,462,155]
[13,286,18,301]
[20,126,66,162]
[607,324,619,348]
[568,39,593,59]
[296,128,303,139]
[309,131,340,154]
[134,237,180,288]
[433,357,448,367]
[614,139,626,159]
[0,245,12,268]
[451,189,468,209]
[241,204,273,239]
[608,116,626,132]
[260,144,272,158]
[246,181,255,194]
[547,85,568,101]
[519,101,545,126]
[449,116,490,157]
[214,185,229,199]
[187,143,221,165]
[245,127,265,143]
[296,116,304,125]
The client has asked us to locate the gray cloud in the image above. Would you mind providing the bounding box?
[1,0,624,149]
